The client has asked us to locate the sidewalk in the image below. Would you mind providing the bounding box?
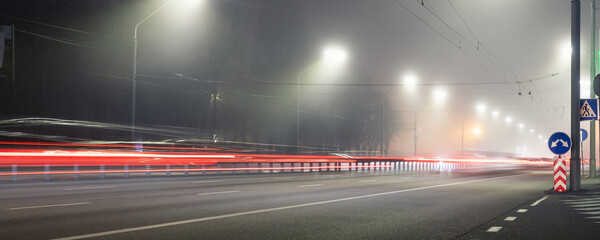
[460,177,600,239]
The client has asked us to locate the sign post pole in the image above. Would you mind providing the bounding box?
[571,0,581,191]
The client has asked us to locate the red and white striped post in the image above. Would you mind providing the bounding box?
[554,155,567,192]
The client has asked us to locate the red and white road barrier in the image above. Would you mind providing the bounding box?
[553,156,567,192]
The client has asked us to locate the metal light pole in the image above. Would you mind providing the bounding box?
[381,96,384,156]
[570,0,581,191]
[461,120,464,157]
[296,46,347,154]
[132,0,176,143]
[297,61,319,154]
[590,0,597,178]
[414,112,417,156]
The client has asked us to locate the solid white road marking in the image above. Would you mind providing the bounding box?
[504,216,517,221]
[8,202,90,210]
[52,173,531,240]
[297,184,323,188]
[517,209,528,213]
[359,180,376,183]
[64,186,115,191]
[486,226,502,232]
[196,191,239,196]
[530,195,549,206]
[192,180,223,184]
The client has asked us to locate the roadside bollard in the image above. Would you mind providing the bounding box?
[554,156,567,192]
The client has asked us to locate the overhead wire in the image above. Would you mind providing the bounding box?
[412,0,564,118]
[15,28,103,50]
[0,13,123,41]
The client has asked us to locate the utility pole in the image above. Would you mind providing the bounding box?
[380,96,384,157]
[590,0,597,178]
[414,112,417,156]
[461,121,464,157]
[571,0,582,191]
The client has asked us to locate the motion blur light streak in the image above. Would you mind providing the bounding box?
[0,141,223,151]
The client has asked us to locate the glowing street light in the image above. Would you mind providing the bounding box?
[432,88,447,104]
[476,103,486,113]
[322,46,348,64]
[560,40,572,62]
[505,117,513,124]
[402,73,418,91]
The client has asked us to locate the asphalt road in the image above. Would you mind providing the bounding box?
[0,167,554,239]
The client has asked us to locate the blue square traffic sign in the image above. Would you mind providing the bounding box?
[580,98,599,121]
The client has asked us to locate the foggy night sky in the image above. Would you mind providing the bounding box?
[305,0,590,157]
[0,0,594,157]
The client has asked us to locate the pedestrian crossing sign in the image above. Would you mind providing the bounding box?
[580,98,599,121]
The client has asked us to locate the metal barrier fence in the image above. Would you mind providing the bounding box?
[2,161,473,182]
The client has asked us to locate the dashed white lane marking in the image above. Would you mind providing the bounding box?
[586,216,600,219]
[196,191,239,196]
[297,184,323,188]
[359,180,376,183]
[52,173,530,240]
[64,186,115,191]
[504,216,517,221]
[579,211,600,215]
[530,195,549,206]
[486,226,502,232]
[517,209,528,213]
[192,180,224,184]
[8,202,90,210]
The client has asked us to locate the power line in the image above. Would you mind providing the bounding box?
[392,0,460,48]
[16,28,102,50]
[447,0,479,44]
[0,13,122,40]
[414,0,564,118]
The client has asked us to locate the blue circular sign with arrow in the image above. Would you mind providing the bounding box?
[548,132,571,155]
[581,128,588,142]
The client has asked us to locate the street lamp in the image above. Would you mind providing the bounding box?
[475,103,486,113]
[131,0,202,144]
[432,87,447,104]
[380,72,419,156]
[296,45,347,153]
[491,110,499,118]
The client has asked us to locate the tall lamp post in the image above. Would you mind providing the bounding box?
[132,0,178,144]
[380,73,418,156]
[296,46,347,153]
